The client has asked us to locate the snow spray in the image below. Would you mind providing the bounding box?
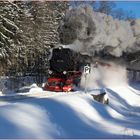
[80,63,128,89]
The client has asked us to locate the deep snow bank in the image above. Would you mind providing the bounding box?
[0,83,140,139]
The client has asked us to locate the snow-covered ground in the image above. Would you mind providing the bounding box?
[0,82,140,139]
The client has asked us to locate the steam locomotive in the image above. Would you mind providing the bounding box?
[44,47,84,92]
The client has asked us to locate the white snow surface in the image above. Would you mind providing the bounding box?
[0,82,140,139]
[0,64,140,138]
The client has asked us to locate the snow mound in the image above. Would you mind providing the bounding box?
[0,83,140,138]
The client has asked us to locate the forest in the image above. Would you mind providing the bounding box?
[0,1,139,83]
[0,1,68,77]
[1,1,137,75]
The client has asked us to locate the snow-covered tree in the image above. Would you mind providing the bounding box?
[0,1,68,77]
[17,1,68,77]
[0,1,23,74]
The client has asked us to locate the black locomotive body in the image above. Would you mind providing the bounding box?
[49,47,83,74]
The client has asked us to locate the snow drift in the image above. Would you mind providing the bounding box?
[0,83,140,138]
[58,5,140,57]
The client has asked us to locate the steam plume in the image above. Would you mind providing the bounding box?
[58,5,140,58]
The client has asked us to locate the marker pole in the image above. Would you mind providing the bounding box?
[85,74,87,93]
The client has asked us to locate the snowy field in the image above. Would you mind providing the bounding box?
[0,82,140,139]
[0,65,140,139]
[1,2,140,139]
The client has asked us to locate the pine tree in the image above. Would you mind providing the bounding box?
[0,1,23,74]
[15,1,68,77]
[0,1,68,77]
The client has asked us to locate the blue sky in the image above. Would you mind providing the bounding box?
[69,1,140,19]
[115,1,140,19]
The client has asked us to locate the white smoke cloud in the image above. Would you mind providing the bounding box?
[80,63,128,89]
[58,5,140,86]
[59,5,140,57]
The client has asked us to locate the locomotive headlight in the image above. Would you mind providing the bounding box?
[63,71,67,74]
[49,70,53,74]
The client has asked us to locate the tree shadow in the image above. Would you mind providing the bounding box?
[128,87,140,96]
[0,91,140,139]
[107,88,131,110]
[0,95,130,139]
[106,88,140,119]
[0,114,21,139]
[86,94,140,138]
[129,82,140,91]
[20,97,119,139]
